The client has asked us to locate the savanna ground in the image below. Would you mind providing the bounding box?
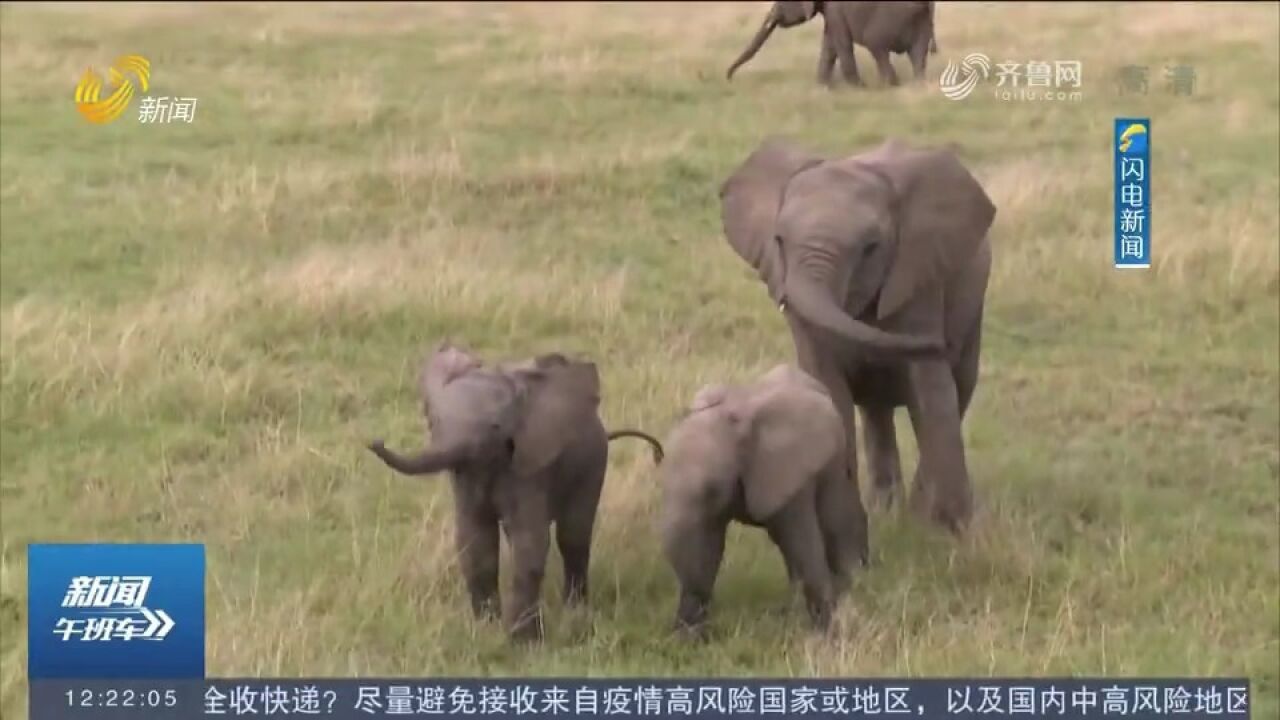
[1,1,1278,717]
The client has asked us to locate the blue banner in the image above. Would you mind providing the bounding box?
[1114,117,1152,269]
[27,543,206,680]
[29,678,1251,719]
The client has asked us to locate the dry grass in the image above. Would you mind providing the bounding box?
[2,2,1278,718]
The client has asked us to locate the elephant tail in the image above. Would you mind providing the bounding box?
[607,429,665,464]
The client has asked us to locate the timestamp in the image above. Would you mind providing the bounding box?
[65,688,179,709]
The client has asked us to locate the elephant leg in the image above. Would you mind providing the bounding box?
[832,35,864,87]
[905,359,973,533]
[871,47,900,86]
[861,404,904,510]
[765,524,802,616]
[908,31,930,80]
[815,461,868,592]
[954,314,983,420]
[505,501,552,643]
[766,525,800,585]
[816,30,838,86]
[767,490,835,631]
[663,513,727,637]
[454,504,501,621]
[825,374,860,501]
[555,468,605,607]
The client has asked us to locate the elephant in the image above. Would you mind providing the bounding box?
[726,1,938,88]
[718,136,996,535]
[657,364,867,636]
[366,343,664,642]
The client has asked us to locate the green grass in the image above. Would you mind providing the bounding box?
[2,1,1277,717]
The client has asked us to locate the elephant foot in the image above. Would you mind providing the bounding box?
[508,609,545,644]
[870,481,901,513]
[672,618,711,642]
[869,461,903,513]
[470,596,501,623]
[673,592,712,640]
[806,602,834,634]
[831,571,853,599]
[909,481,972,535]
[562,580,587,608]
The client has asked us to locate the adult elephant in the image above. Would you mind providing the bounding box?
[718,136,995,534]
[726,1,939,87]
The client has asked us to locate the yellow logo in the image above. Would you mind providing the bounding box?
[74,55,151,124]
[1117,122,1147,153]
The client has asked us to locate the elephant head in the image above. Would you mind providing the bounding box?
[726,1,822,80]
[368,343,601,479]
[718,136,996,362]
[662,364,844,523]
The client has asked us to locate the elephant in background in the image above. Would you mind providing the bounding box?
[657,364,867,637]
[718,136,996,534]
[366,344,663,642]
[726,1,938,87]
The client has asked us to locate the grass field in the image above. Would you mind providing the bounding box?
[1,1,1278,717]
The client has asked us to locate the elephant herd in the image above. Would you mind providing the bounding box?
[366,1,998,643]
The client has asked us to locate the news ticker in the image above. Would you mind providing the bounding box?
[26,543,1255,720]
[30,678,1250,720]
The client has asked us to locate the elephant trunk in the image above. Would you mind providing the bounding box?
[726,11,779,80]
[782,272,943,361]
[368,441,468,476]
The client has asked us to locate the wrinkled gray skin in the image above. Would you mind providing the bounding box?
[367,345,663,643]
[718,137,996,535]
[726,1,938,87]
[659,364,866,637]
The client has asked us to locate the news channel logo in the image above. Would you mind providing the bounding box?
[74,53,199,125]
[27,543,205,679]
[1114,118,1151,269]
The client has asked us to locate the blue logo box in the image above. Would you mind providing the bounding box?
[1114,117,1152,269]
[27,543,205,680]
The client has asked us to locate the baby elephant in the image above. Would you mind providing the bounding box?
[367,343,663,642]
[658,364,868,636]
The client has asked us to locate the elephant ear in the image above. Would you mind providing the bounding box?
[691,383,730,413]
[497,351,570,375]
[510,360,601,476]
[720,137,825,304]
[758,363,827,396]
[777,1,819,23]
[855,140,997,322]
[420,342,481,398]
[738,380,844,521]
